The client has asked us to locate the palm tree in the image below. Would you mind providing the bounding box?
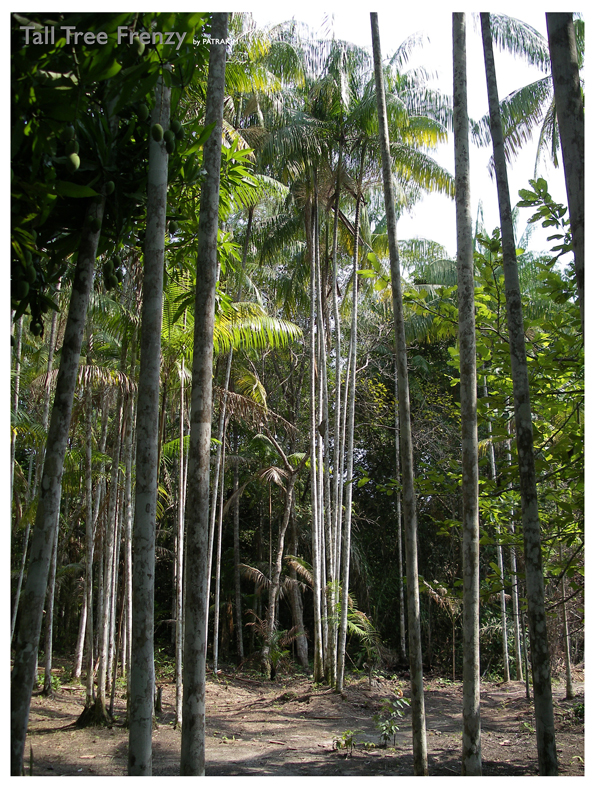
[472,13,584,176]
[452,12,481,776]
[480,13,558,776]
[371,12,428,776]
[181,14,228,776]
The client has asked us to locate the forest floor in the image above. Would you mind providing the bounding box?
[23,663,584,777]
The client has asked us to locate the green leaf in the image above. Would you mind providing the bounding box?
[55,182,100,198]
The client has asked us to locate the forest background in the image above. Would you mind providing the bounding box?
[5,1,592,778]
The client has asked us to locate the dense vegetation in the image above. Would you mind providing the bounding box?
[11,11,583,777]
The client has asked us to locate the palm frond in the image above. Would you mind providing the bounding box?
[284,555,314,587]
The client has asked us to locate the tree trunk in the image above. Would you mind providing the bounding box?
[394,362,407,663]
[545,13,584,332]
[10,197,104,776]
[83,356,96,710]
[484,381,510,682]
[212,431,227,673]
[73,583,88,680]
[175,359,187,726]
[336,153,363,693]
[371,13,428,775]
[123,390,135,714]
[507,434,523,680]
[128,73,170,776]
[288,506,309,669]
[232,459,244,661]
[453,14,481,775]
[96,391,123,721]
[10,315,23,504]
[42,522,59,696]
[481,13,558,776]
[180,16,227,776]
[559,542,574,700]
[307,197,324,683]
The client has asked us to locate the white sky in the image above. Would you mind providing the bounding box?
[248,4,580,257]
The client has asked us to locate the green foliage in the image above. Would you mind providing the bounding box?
[374,695,410,747]
[333,729,360,756]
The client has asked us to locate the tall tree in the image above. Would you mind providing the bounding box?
[128,73,171,775]
[371,12,428,776]
[545,13,584,331]
[480,12,558,776]
[10,199,104,776]
[180,14,228,776]
[452,13,481,776]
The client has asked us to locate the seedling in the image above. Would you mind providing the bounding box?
[374,696,410,747]
[333,729,360,757]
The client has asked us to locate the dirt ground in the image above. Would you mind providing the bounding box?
[23,666,584,777]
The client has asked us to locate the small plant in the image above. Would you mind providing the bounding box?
[374,696,410,748]
[333,729,360,757]
[572,701,584,722]
[520,720,535,735]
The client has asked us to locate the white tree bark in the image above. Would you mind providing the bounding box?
[453,14,481,775]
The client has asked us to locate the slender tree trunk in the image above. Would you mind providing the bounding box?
[559,542,574,699]
[73,584,88,680]
[485,382,510,682]
[453,14,481,774]
[394,365,407,663]
[336,154,363,693]
[181,17,227,775]
[128,73,170,776]
[507,435,523,680]
[288,506,309,669]
[232,458,244,661]
[42,523,59,696]
[371,13,428,774]
[546,13,584,332]
[83,361,96,710]
[10,197,104,776]
[10,315,23,503]
[261,480,296,676]
[96,392,123,720]
[11,519,31,645]
[330,149,344,676]
[212,431,227,673]
[175,359,187,726]
[307,198,324,683]
[481,13,558,775]
[123,391,135,714]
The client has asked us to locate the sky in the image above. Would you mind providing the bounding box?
[248,4,578,258]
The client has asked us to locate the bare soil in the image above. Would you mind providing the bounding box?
[23,667,584,776]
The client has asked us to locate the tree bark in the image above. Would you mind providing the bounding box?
[175,358,187,726]
[481,13,558,776]
[336,153,363,693]
[371,13,428,775]
[393,366,407,663]
[180,16,228,776]
[10,197,104,776]
[128,73,170,776]
[453,14,481,775]
[232,458,245,660]
[545,13,584,332]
